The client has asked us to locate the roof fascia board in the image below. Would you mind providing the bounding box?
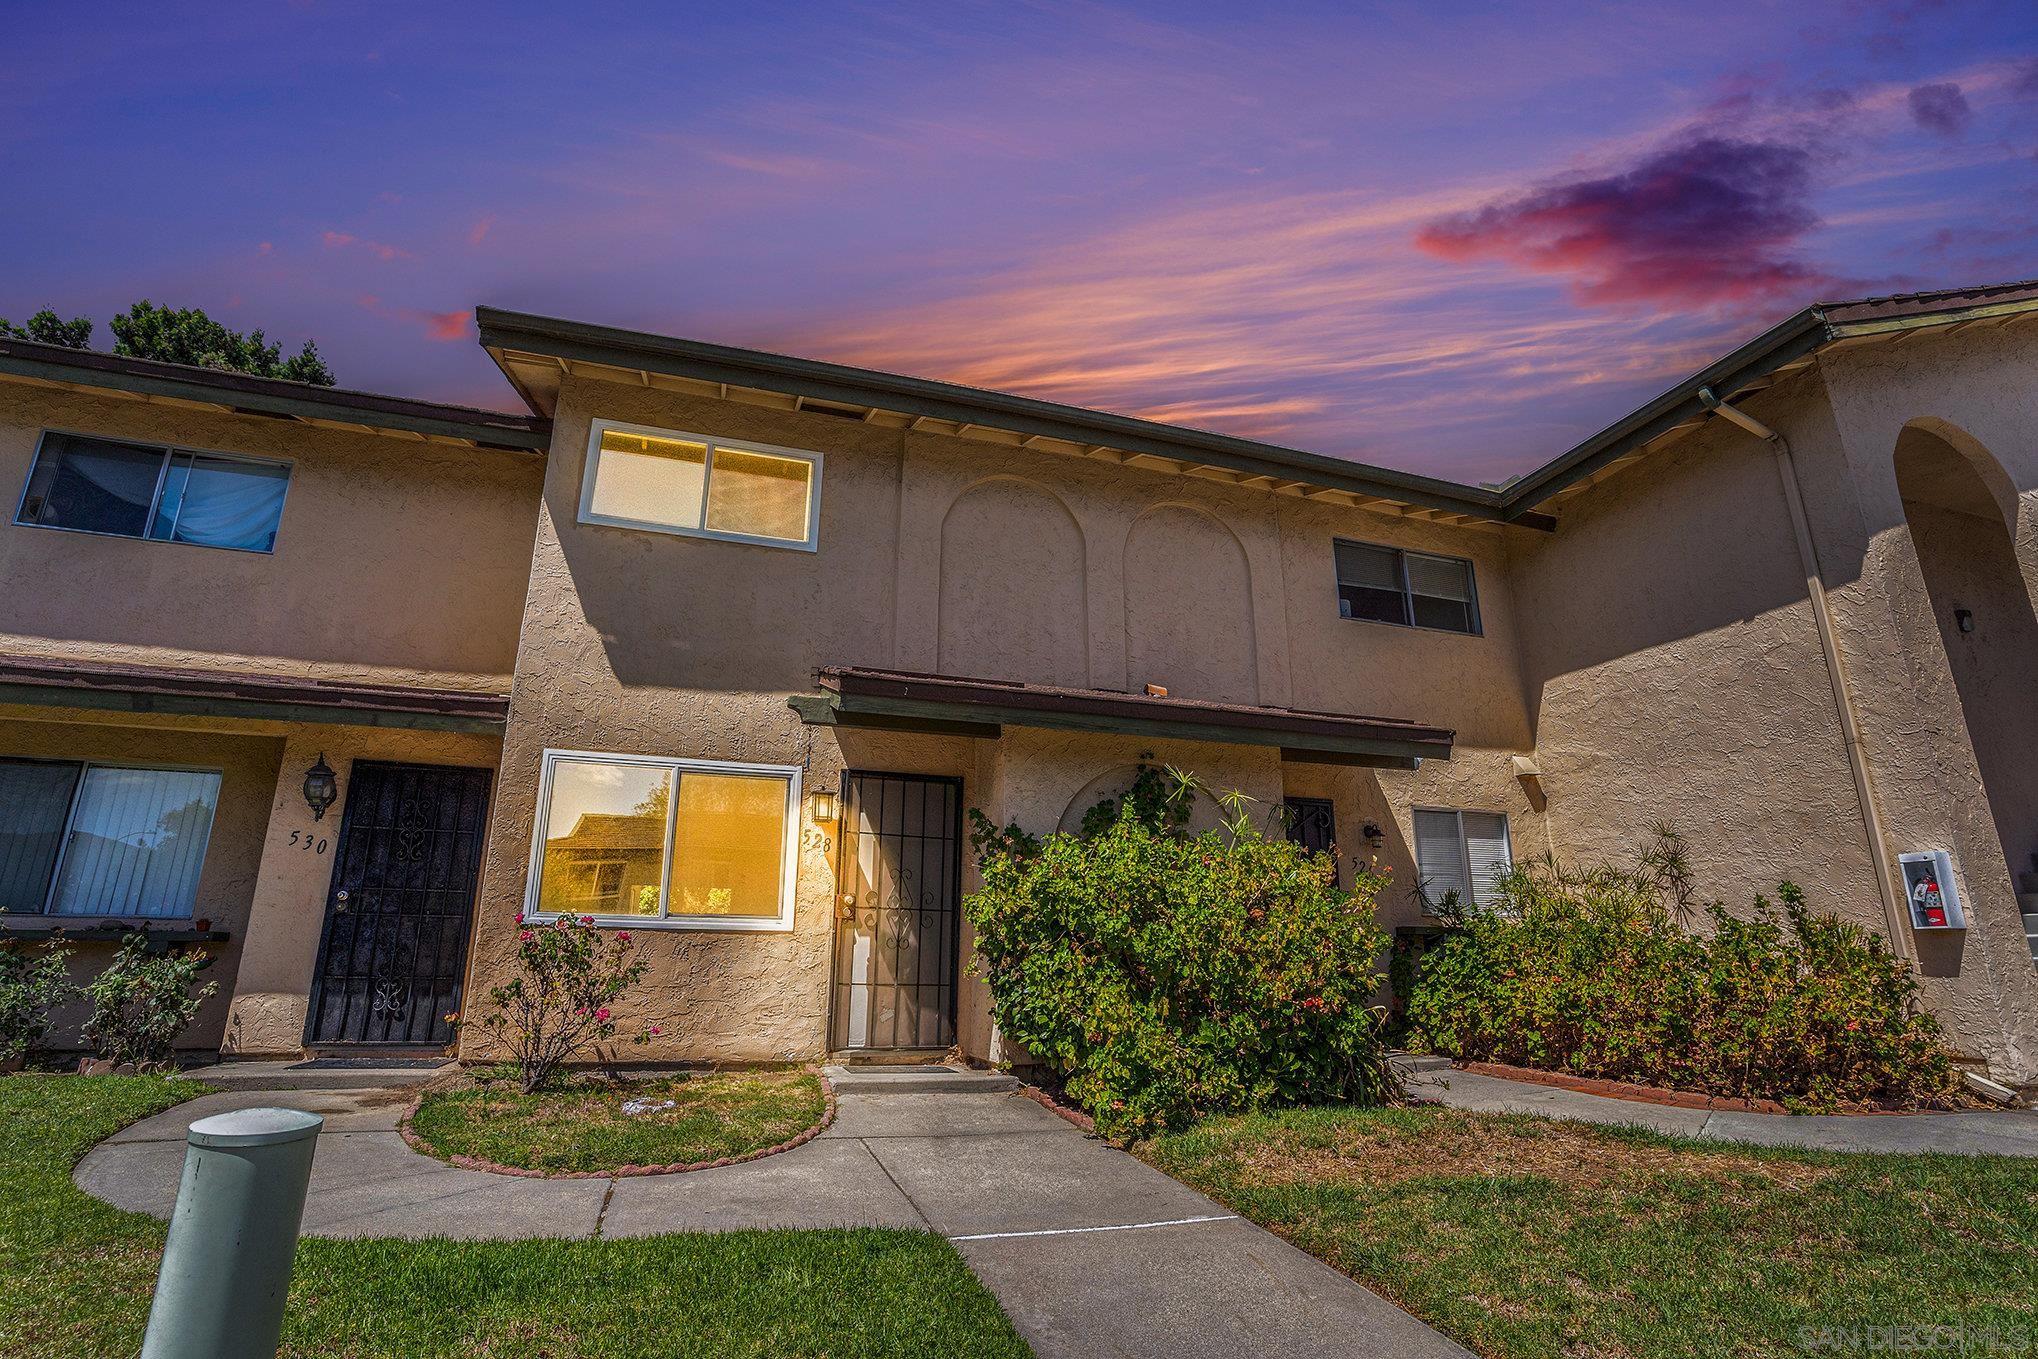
[1498,308,1827,511]
[0,681,505,733]
[0,344,549,452]
[479,308,1526,525]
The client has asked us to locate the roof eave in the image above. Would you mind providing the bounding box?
[0,339,550,453]
[478,306,1541,528]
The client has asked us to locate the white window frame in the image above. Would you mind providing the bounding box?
[15,428,294,555]
[0,757,224,921]
[1412,806,1513,912]
[576,417,823,552]
[523,748,802,932]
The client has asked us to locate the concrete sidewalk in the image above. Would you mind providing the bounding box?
[1409,1066,2038,1155]
[78,1083,1469,1359]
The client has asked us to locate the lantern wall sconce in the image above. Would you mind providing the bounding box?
[809,788,840,823]
[303,754,339,821]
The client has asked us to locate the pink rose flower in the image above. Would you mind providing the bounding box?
[616,931,631,943]
[595,1007,611,1022]
[519,930,533,943]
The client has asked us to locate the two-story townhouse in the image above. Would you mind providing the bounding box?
[0,339,545,1055]
[6,278,2037,1086]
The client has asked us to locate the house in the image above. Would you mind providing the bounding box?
[3,279,2035,1086]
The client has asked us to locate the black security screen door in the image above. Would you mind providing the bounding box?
[1283,796,1338,859]
[305,761,492,1046]
[830,772,962,1051]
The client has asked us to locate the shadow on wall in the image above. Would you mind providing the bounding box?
[1895,418,2038,976]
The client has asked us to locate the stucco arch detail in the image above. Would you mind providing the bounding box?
[1121,501,1258,704]
[936,475,1088,686]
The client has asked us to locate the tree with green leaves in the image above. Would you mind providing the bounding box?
[1,299,334,385]
[0,309,93,349]
[109,301,334,385]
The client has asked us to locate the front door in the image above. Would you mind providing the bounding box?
[305,760,493,1047]
[829,772,962,1051]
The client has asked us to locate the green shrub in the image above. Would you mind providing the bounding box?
[1405,837,1955,1109]
[965,768,1399,1140]
[0,940,76,1063]
[80,936,217,1070]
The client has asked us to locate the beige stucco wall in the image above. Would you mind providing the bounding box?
[470,372,1547,1062]
[225,726,503,1056]
[1511,328,2038,1080]
[0,383,543,691]
[0,708,283,1052]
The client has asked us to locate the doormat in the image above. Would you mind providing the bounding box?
[287,1057,453,1070]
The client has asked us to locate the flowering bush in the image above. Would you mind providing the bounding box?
[966,767,1400,1141]
[475,914,653,1093]
[1405,836,1956,1109]
[0,938,77,1064]
[80,935,217,1070]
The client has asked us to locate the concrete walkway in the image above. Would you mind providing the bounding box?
[1408,1065,2038,1155]
[78,1082,1469,1359]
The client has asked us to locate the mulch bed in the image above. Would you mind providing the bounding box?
[398,1067,838,1179]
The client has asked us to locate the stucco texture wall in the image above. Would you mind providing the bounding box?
[225,726,503,1056]
[0,709,283,1052]
[472,373,1545,1062]
[0,385,543,691]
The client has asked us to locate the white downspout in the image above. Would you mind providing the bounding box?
[1697,386,1913,961]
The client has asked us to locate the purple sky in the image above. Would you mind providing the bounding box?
[5,2,2035,484]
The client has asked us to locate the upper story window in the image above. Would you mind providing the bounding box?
[579,418,821,551]
[0,758,223,919]
[17,432,290,553]
[1333,538,1480,634]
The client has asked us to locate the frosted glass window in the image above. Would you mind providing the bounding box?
[579,420,820,549]
[704,448,812,543]
[586,430,707,530]
[527,751,798,930]
[49,767,222,919]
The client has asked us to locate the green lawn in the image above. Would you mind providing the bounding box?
[1146,1104,2038,1359]
[408,1069,827,1173]
[1,1074,1028,1359]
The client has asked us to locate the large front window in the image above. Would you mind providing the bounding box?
[0,759,223,918]
[526,750,799,930]
[18,432,290,553]
[578,419,820,550]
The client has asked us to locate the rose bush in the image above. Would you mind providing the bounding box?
[474,914,653,1092]
[0,938,76,1065]
[966,767,1400,1141]
[80,935,216,1070]
[1405,837,1956,1109]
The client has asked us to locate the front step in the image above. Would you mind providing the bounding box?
[822,1062,1020,1094]
[190,1057,456,1091]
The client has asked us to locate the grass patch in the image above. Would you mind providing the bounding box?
[408,1069,828,1174]
[1,1073,1026,1358]
[1145,1104,2038,1359]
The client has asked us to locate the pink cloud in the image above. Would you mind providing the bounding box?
[320,229,413,262]
[1414,135,1837,307]
[353,294,470,342]
[466,215,494,247]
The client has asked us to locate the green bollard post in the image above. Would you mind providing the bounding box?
[140,1106,323,1359]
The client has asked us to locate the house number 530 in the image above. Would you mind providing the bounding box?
[288,830,330,854]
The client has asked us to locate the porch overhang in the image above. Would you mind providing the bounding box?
[0,656,510,733]
[790,666,1452,769]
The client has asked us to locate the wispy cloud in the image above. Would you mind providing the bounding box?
[320,230,413,262]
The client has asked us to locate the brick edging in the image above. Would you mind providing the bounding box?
[1456,1060,1949,1116]
[397,1066,838,1179]
[1017,1081,1096,1133]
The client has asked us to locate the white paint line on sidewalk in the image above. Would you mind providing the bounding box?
[949,1213,1237,1242]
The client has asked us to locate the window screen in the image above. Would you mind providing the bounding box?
[1332,538,1480,634]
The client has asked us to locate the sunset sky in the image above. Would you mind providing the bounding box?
[5,1,2036,484]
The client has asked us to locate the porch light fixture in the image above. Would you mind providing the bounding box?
[808,788,840,823]
[303,753,339,821]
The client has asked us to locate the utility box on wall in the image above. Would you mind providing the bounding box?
[1899,850,1967,930]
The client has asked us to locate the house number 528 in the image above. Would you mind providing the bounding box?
[288,830,330,854]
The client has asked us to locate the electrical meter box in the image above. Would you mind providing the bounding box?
[1898,850,1967,930]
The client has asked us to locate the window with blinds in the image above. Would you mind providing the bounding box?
[1412,808,1512,912]
[0,759,222,918]
[1333,539,1480,634]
